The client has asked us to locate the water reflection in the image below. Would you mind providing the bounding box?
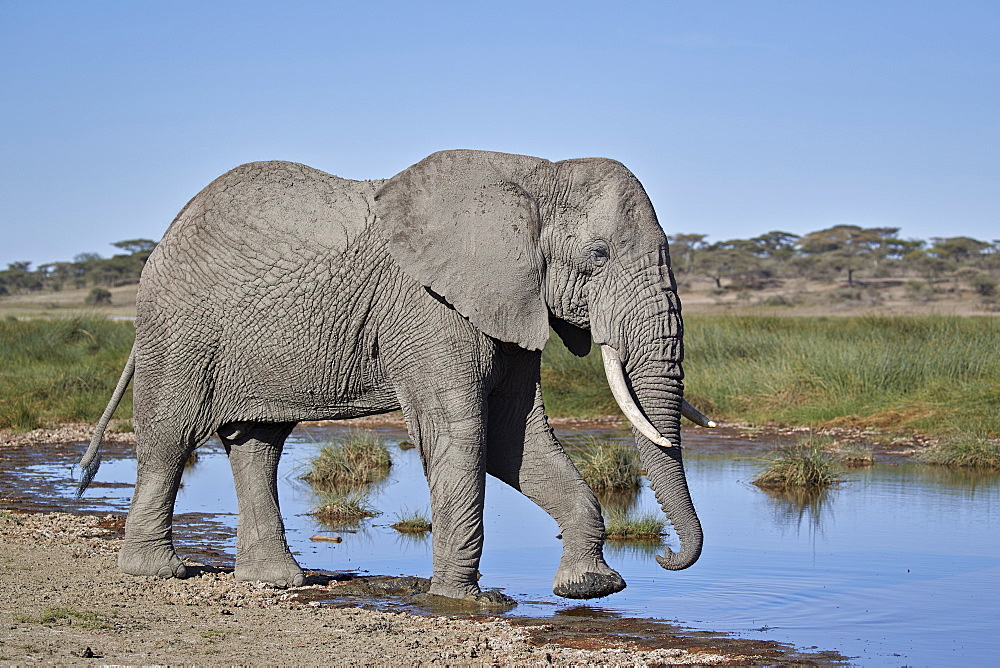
[754,483,837,532]
[916,464,1000,490]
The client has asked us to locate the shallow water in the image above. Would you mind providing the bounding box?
[28,424,1000,666]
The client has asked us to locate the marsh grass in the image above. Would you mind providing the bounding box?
[603,508,665,540]
[391,509,432,533]
[312,492,379,525]
[301,430,392,491]
[0,317,134,430]
[916,434,1000,469]
[569,437,641,494]
[753,443,842,489]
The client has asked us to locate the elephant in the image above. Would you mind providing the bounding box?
[77,149,714,606]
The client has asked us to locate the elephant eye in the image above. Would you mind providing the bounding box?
[586,241,610,267]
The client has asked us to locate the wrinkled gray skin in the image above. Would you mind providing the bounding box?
[80,150,701,605]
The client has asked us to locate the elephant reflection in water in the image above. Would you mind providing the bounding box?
[79,150,714,606]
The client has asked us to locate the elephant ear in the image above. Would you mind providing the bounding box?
[374,150,550,351]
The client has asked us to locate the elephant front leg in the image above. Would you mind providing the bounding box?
[404,409,514,608]
[486,384,626,600]
[221,422,304,588]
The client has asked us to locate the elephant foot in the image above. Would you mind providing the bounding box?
[553,557,626,599]
[412,589,516,611]
[235,554,305,589]
[118,542,187,579]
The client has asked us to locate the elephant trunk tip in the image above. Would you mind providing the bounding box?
[654,543,702,571]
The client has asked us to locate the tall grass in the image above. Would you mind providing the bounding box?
[568,437,641,494]
[542,316,1000,438]
[684,315,1000,436]
[752,443,841,489]
[300,430,392,491]
[0,317,134,430]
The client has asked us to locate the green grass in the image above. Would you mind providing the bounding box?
[0,317,134,430]
[916,434,1000,469]
[540,343,617,417]
[391,509,432,533]
[300,430,392,491]
[603,508,665,540]
[752,443,842,489]
[543,316,1000,439]
[568,437,642,494]
[312,492,379,525]
[683,315,1000,437]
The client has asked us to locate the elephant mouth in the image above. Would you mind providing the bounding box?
[600,345,716,443]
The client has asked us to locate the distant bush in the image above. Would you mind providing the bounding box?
[84,287,112,306]
[969,275,997,297]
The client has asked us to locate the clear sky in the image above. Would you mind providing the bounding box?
[2,1,997,267]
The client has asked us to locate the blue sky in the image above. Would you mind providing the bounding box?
[2,1,997,267]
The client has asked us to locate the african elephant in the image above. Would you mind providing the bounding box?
[78,149,712,606]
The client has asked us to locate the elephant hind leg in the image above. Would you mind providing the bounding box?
[485,383,626,600]
[119,423,209,579]
[220,421,303,588]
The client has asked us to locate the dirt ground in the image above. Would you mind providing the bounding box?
[0,423,851,666]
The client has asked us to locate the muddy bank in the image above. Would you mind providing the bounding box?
[0,511,844,665]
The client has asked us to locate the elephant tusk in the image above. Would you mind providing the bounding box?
[601,345,676,448]
[681,399,717,428]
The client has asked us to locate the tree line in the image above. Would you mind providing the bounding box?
[1,226,998,300]
[668,225,999,298]
[0,239,156,296]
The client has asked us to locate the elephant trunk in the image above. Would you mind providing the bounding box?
[599,318,703,570]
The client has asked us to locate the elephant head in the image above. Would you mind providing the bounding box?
[375,149,707,570]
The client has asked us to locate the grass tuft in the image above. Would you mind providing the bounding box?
[569,437,641,494]
[312,492,379,525]
[301,430,392,491]
[391,509,432,533]
[752,443,841,489]
[916,435,1000,469]
[604,508,665,540]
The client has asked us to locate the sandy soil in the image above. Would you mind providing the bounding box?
[0,422,852,666]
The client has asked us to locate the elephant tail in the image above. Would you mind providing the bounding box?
[76,345,136,498]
